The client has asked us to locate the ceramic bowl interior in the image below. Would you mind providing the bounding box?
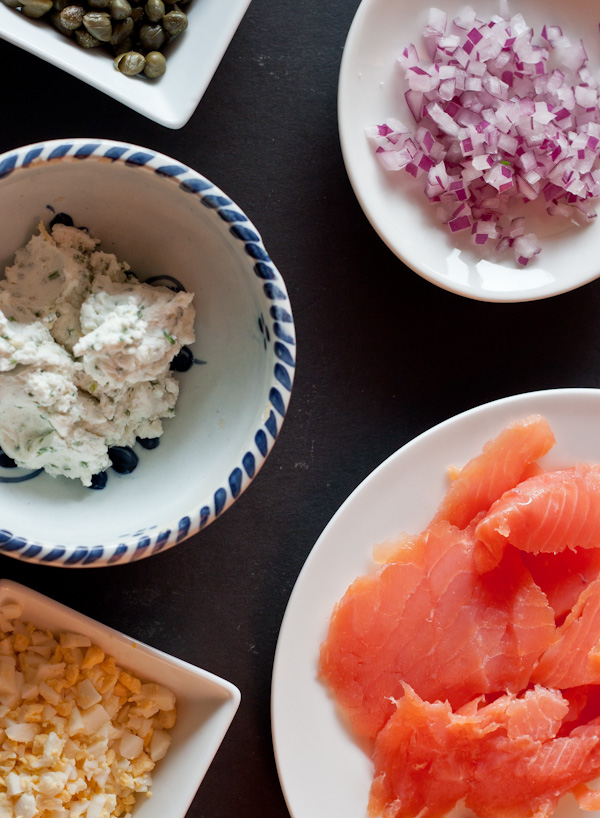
[0,138,295,566]
[0,579,240,818]
[0,0,252,128]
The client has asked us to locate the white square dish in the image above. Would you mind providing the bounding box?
[0,0,252,128]
[0,579,241,816]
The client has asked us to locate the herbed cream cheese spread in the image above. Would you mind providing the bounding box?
[0,222,195,486]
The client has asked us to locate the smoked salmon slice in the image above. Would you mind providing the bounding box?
[320,414,600,818]
[430,414,555,530]
[319,520,556,739]
[532,575,600,689]
[474,464,600,572]
[521,547,600,622]
[368,684,600,818]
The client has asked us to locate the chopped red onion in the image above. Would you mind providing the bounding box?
[368,5,600,266]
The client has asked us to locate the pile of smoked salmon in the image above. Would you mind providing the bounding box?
[319,415,600,818]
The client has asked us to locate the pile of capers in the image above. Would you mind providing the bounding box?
[1,0,189,78]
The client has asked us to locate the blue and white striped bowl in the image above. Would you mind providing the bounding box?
[0,138,295,567]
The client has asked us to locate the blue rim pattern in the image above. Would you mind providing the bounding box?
[0,138,296,567]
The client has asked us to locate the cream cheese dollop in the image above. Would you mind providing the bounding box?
[0,222,195,486]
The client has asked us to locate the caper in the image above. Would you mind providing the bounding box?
[162,7,185,36]
[74,26,99,45]
[21,0,52,17]
[51,9,73,33]
[112,35,132,54]
[59,4,83,28]
[144,0,162,21]
[139,22,165,50]
[108,0,129,18]
[143,50,166,78]
[6,0,190,80]
[110,14,132,42]
[114,49,145,75]
[83,9,111,40]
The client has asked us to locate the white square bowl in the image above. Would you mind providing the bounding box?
[0,579,241,816]
[0,0,252,128]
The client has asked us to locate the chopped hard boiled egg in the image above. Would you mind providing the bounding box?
[0,604,175,818]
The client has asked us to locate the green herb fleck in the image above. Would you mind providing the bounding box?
[163,331,175,345]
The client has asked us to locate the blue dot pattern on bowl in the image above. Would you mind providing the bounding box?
[0,138,296,567]
[0,467,44,484]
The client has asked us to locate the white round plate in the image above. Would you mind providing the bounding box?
[272,388,600,818]
[338,0,600,302]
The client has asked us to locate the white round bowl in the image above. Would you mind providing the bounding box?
[0,138,295,567]
[339,0,600,302]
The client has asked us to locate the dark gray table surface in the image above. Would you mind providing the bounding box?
[2,1,600,816]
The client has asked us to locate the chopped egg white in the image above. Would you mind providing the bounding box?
[0,604,175,818]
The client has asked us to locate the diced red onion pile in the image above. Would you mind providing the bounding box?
[367,6,600,266]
